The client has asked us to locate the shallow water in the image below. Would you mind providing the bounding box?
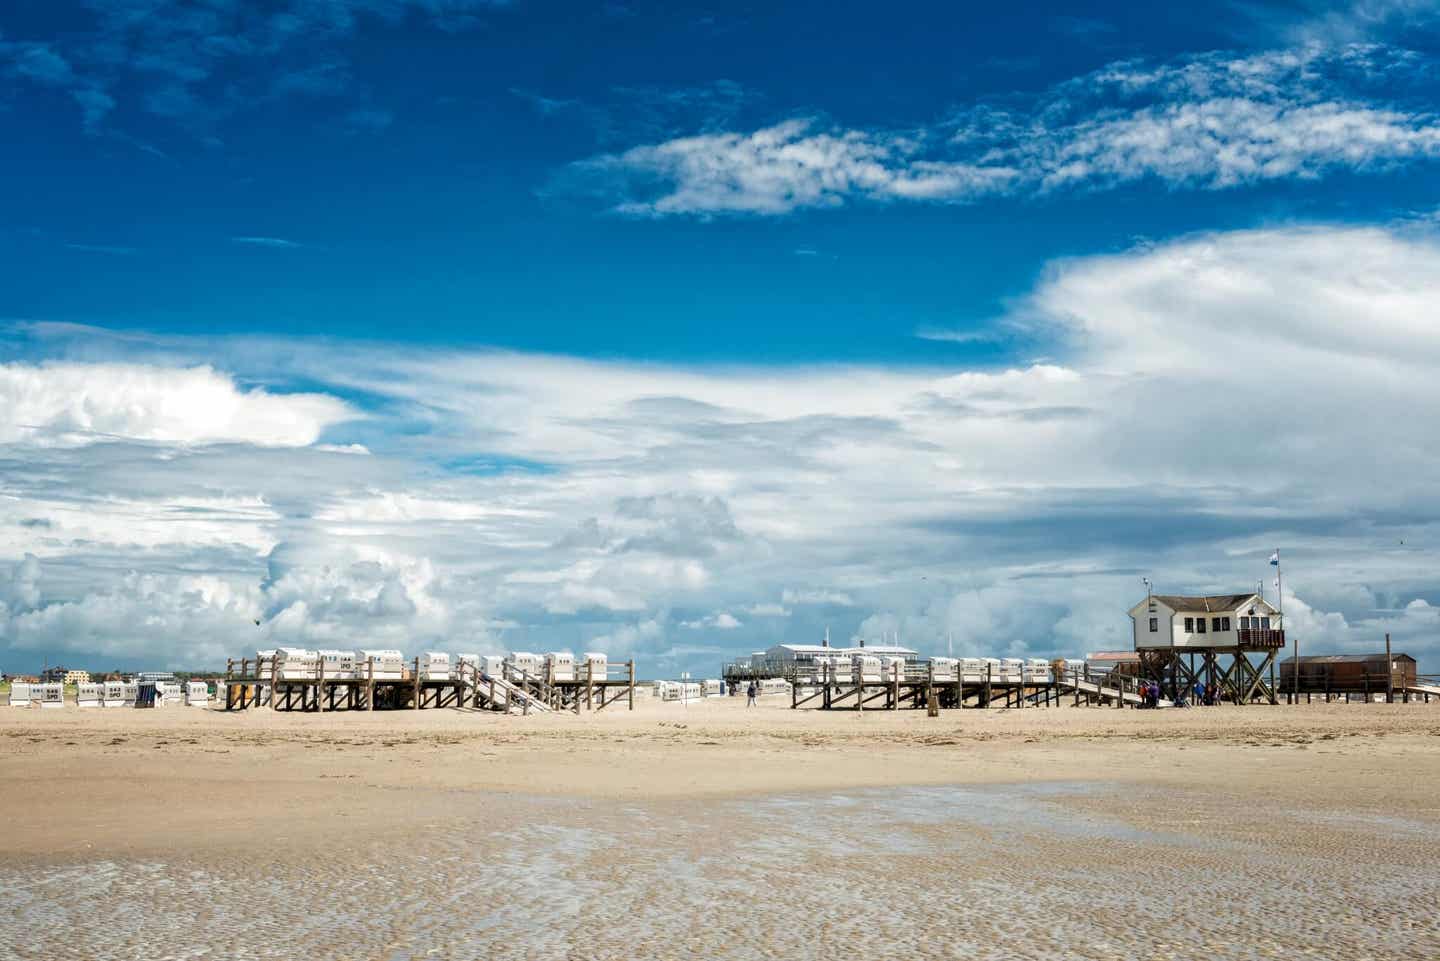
[2,782,1437,960]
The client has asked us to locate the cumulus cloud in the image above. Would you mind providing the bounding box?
[570,44,1440,215]
[0,362,355,447]
[5,562,264,666]
[6,224,1440,670]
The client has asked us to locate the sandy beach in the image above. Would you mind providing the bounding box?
[3,698,1439,959]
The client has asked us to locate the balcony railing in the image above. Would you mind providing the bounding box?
[1236,628,1286,648]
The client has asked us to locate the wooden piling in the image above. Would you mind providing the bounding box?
[1385,632,1394,704]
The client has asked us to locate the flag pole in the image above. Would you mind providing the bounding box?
[1274,547,1295,702]
[1274,548,1283,631]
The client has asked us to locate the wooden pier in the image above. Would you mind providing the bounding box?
[785,663,1150,711]
[223,655,637,713]
[774,658,1280,711]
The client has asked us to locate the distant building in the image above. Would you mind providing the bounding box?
[40,666,71,683]
[1279,653,1417,693]
[1129,593,1284,650]
[1084,651,1140,675]
[731,641,921,679]
[63,670,91,685]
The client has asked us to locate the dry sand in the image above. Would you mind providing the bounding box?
[2,697,1438,959]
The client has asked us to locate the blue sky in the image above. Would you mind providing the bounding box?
[4,0,1440,675]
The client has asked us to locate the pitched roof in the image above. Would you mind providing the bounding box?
[1151,593,1256,612]
[1279,653,1415,664]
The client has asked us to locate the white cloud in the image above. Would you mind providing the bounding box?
[571,44,1440,215]
[315,491,540,523]
[680,611,742,629]
[0,362,355,447]
[594,119,902,216]
[231,236,303,249]
[782,588,856,607]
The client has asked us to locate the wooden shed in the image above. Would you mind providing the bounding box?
[1085,651,1141,676]
[1278,653,1416,694]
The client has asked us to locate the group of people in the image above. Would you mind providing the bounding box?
[1140,680,1221,708]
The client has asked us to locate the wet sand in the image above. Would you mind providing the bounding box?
[2,698,1438,959]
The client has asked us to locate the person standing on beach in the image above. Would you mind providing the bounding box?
[746,681,757,707]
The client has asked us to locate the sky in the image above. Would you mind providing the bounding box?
[3,0,1440,676]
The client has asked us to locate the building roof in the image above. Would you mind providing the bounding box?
[1151,593,1258,612]
[1086,651,1140,662]
[1279,653,1415,664]
[764,643,920,656]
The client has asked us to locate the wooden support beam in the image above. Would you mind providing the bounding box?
[792,686,826,710]
[1386,632,1394,704]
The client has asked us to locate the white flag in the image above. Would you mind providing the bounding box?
[1268,550,1279,566]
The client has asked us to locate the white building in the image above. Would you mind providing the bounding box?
[1129,593,1282,650]
[748,642,920,676]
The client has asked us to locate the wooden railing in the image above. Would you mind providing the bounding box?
[1236,628,1286,648]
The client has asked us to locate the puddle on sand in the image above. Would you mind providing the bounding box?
[2,782,1437,961]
